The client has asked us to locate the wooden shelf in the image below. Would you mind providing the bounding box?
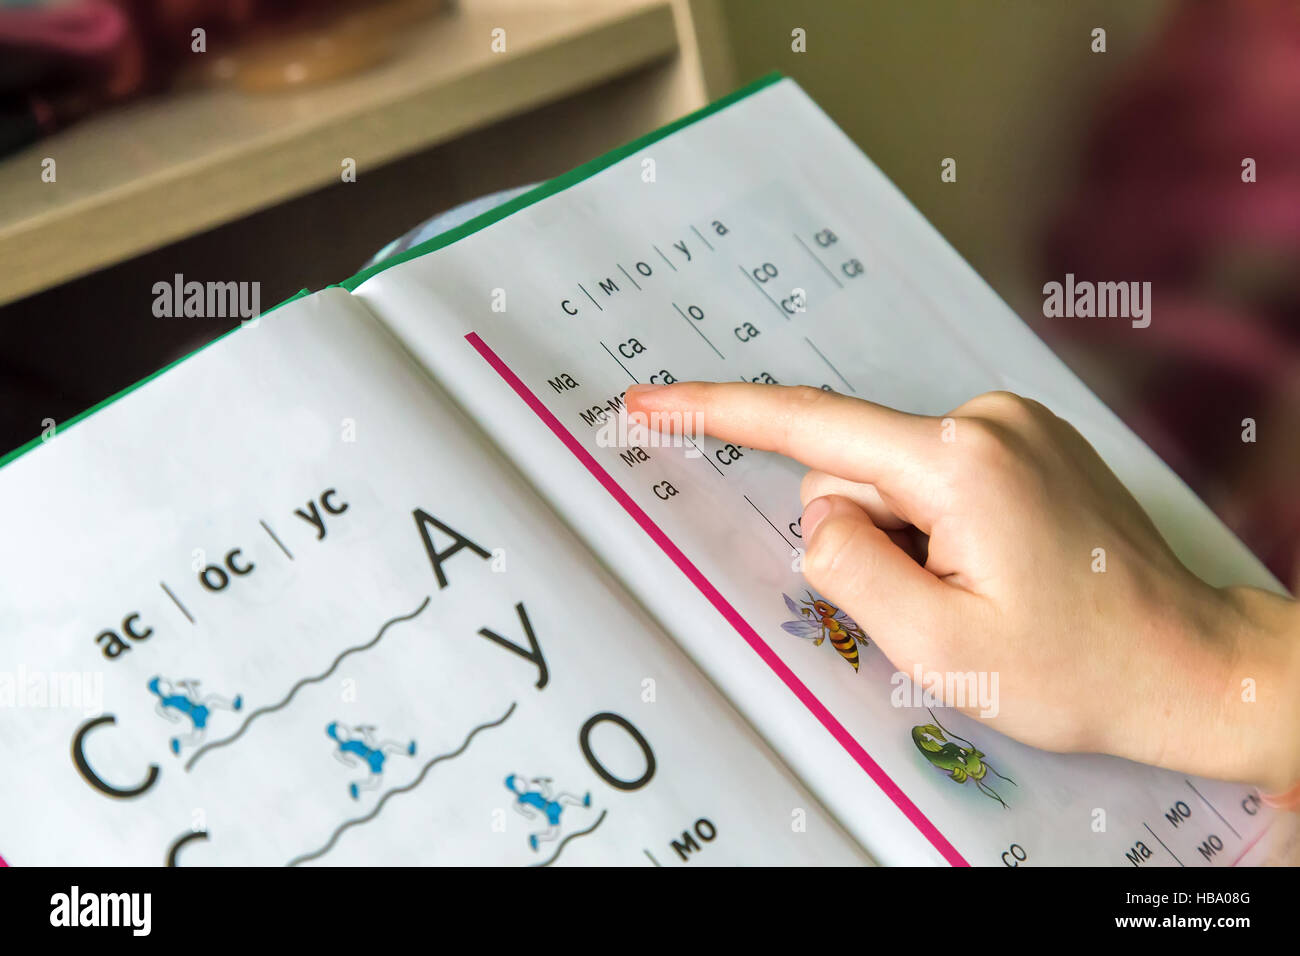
[0,0,680,305]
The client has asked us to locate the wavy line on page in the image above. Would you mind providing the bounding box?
[287,702,518,867]
[534,809,607,867]
[185,596,433,771]
[465,331,969,867]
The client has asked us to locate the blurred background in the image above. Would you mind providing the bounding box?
[1,0,1296,586]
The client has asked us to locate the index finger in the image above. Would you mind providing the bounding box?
[624,382,950,521]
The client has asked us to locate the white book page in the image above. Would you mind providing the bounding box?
[0,287,864,866]
[355,78,1279,866]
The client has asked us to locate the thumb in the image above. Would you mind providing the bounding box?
[801,494,963,668]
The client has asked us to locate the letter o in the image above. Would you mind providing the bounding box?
[199,564,229,591]
[578,712,655,791]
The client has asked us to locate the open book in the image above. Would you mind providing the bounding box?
[1,75,1280,867]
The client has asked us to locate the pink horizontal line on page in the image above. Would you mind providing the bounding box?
[466,330,969,867]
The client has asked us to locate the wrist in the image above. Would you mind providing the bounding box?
[1196,585,1300,792]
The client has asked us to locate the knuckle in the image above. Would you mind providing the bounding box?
[974,390,1035,422]
[788,384,832,411]
[955,416,1013,464]
[949,392,1052,468]
[989,391,1055,431]
[779,386,834,448]
[799,469,831,503]
[795,468,816,504]
[805,515,874,582]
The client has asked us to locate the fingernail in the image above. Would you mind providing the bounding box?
[625,384,667,404]
[802,496,832,540]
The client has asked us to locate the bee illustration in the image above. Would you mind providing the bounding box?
[780,592,870,671]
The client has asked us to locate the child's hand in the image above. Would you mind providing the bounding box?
[625,383,1299,791]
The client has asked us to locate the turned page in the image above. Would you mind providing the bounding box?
[353,77,1280,866]
[0,286,862,866]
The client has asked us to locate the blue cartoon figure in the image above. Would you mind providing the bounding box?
[505,774,592,852]
[148,676,243,756]
[327,722,417,799]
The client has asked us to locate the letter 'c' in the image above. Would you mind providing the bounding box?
[72,714,160,799]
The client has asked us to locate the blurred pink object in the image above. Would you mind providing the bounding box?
[1045,0,1300,587]
[0,2,127,57]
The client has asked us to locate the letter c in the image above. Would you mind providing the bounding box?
[72,714,160,799]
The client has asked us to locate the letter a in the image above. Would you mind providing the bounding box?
[413,509,491,589]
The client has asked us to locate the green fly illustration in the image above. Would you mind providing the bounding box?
[911,709,1017,808]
